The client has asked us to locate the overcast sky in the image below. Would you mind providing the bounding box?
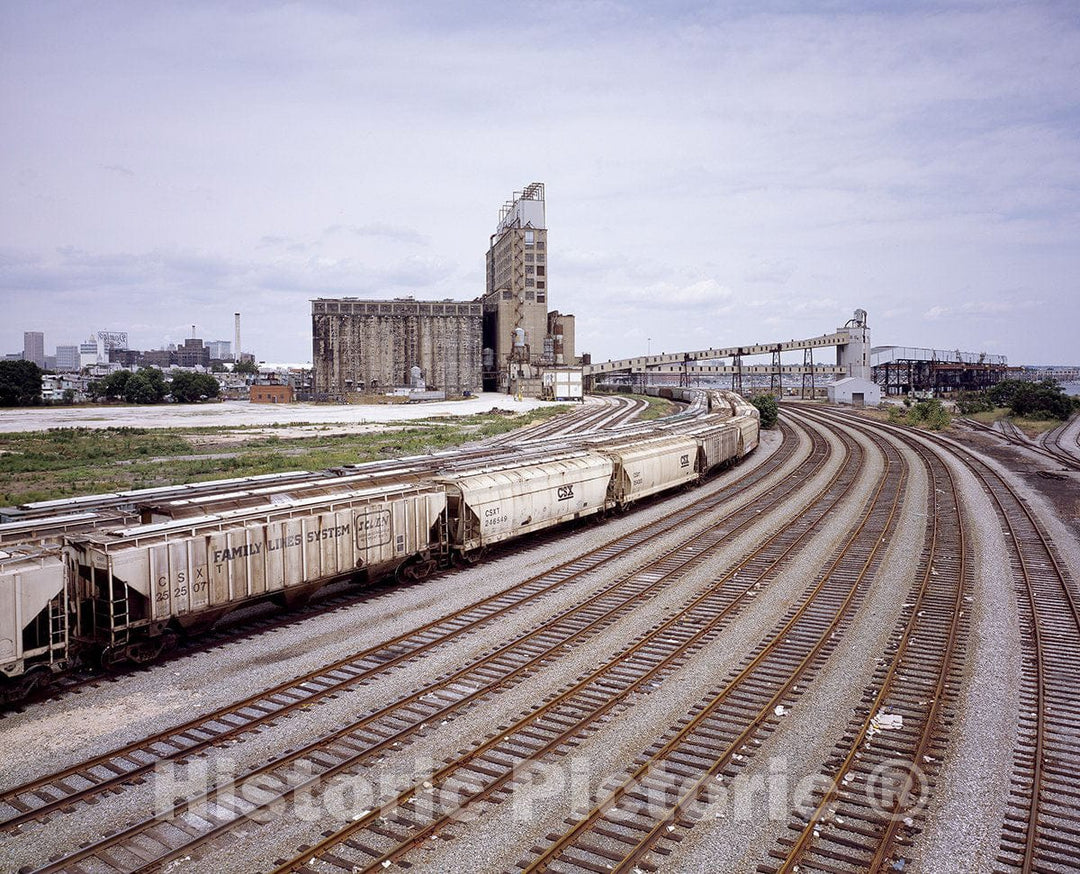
[2,1,1077,367]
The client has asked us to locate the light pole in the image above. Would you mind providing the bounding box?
[647,337,651,357]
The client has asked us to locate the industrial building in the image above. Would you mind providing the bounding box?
[309,182,578,401]
[482,182,576,394]
[207,340,232,361]
[872,346,1009,396]
[827,377,881,407]
[311,297,482,401]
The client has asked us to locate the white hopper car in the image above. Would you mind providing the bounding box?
[0,391,761,701]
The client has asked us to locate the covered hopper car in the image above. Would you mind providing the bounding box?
[0,391,761,703]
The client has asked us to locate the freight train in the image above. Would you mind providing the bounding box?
[0,391,759,702]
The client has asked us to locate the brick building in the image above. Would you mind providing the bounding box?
[311,298,482,401]
[250,383,294,404]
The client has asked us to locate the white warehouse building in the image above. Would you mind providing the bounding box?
[827,376,881,407]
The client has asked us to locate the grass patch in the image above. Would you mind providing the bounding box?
[964,407,1058,437]
[1011,416,1061,438]
[0,408,570,506]
[635,395,677,420]
[967,408,1010,424]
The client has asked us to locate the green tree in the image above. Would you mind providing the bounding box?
[988,378,1074,420]
[750,394,779,429]
[198,372,221,400]
[62,388,76,405]
[233,359,259,375]
[0,360,43,406]
[955,391,994,415]
[170,371,220,403]
[98,369,132,400]
[123,368,166,404]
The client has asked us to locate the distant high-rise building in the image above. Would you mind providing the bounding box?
[207,340,232,360]
[55,345,80,372]
[23,332,45,369]
[79,335,103,368]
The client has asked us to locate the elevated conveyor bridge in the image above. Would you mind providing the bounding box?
[583,332,852,396]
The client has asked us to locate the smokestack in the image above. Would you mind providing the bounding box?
[191,325,196,339]
[234,313,241,361]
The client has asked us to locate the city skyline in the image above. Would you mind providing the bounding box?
[2,2,1078,366]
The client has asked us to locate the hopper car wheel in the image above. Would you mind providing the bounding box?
[3,668,52,702]
[100,646,125,670]
[396,556,438,584]
[130,632,179,664]
[453,548,488,568]
[21,668,53,697]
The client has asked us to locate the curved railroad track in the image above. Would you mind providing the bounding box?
[6,417,847,873]
[7,406,1078,874]
[816,405,1080,873]
[480,395,651,446]
[961,416,1080,472]
[0,420,805,840]
[258,412,900,873]
[1037,411,1080,468]
[757,404,970,873]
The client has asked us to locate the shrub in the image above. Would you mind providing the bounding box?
[905,398,950,430]
[750,394,779,429]
[955,391,994,415]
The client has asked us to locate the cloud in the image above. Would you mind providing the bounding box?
[1,2,1078,365]
[322,223,429,247]
[924,299,1044,321]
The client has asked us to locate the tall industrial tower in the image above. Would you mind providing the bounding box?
[482,183,560,392]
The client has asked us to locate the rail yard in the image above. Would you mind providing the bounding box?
[0,393,1078,874]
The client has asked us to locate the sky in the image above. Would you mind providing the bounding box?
[2,1,1078,367]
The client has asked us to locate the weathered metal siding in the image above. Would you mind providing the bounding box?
[682,423,741,471]
[439,455,613,552]
[737,413,760,454]
[0,552,66,673]
[75,489,446,625]
[312,299,482,400]
[597,436,700,505]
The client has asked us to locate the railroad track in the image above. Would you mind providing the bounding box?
[1037,412,1080,468]
[757,404,971,873]
[821,406,1080,873]
[482,396,650,446]
[252,412,900,873]
[14,416,843,872]
[962,416,1080,472]
[504,415,906,874]
[922,436,1080,872]
[0,420,804,836]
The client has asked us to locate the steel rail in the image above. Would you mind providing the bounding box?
[260,415,878,874]
[962,416,1080,471]
[762,404,968,873]
[518,419,907,872]
[27,422,831,873]
[821,405,1080,873]
[0,422,801,830]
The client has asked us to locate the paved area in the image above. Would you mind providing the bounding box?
[0,393,559,433]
